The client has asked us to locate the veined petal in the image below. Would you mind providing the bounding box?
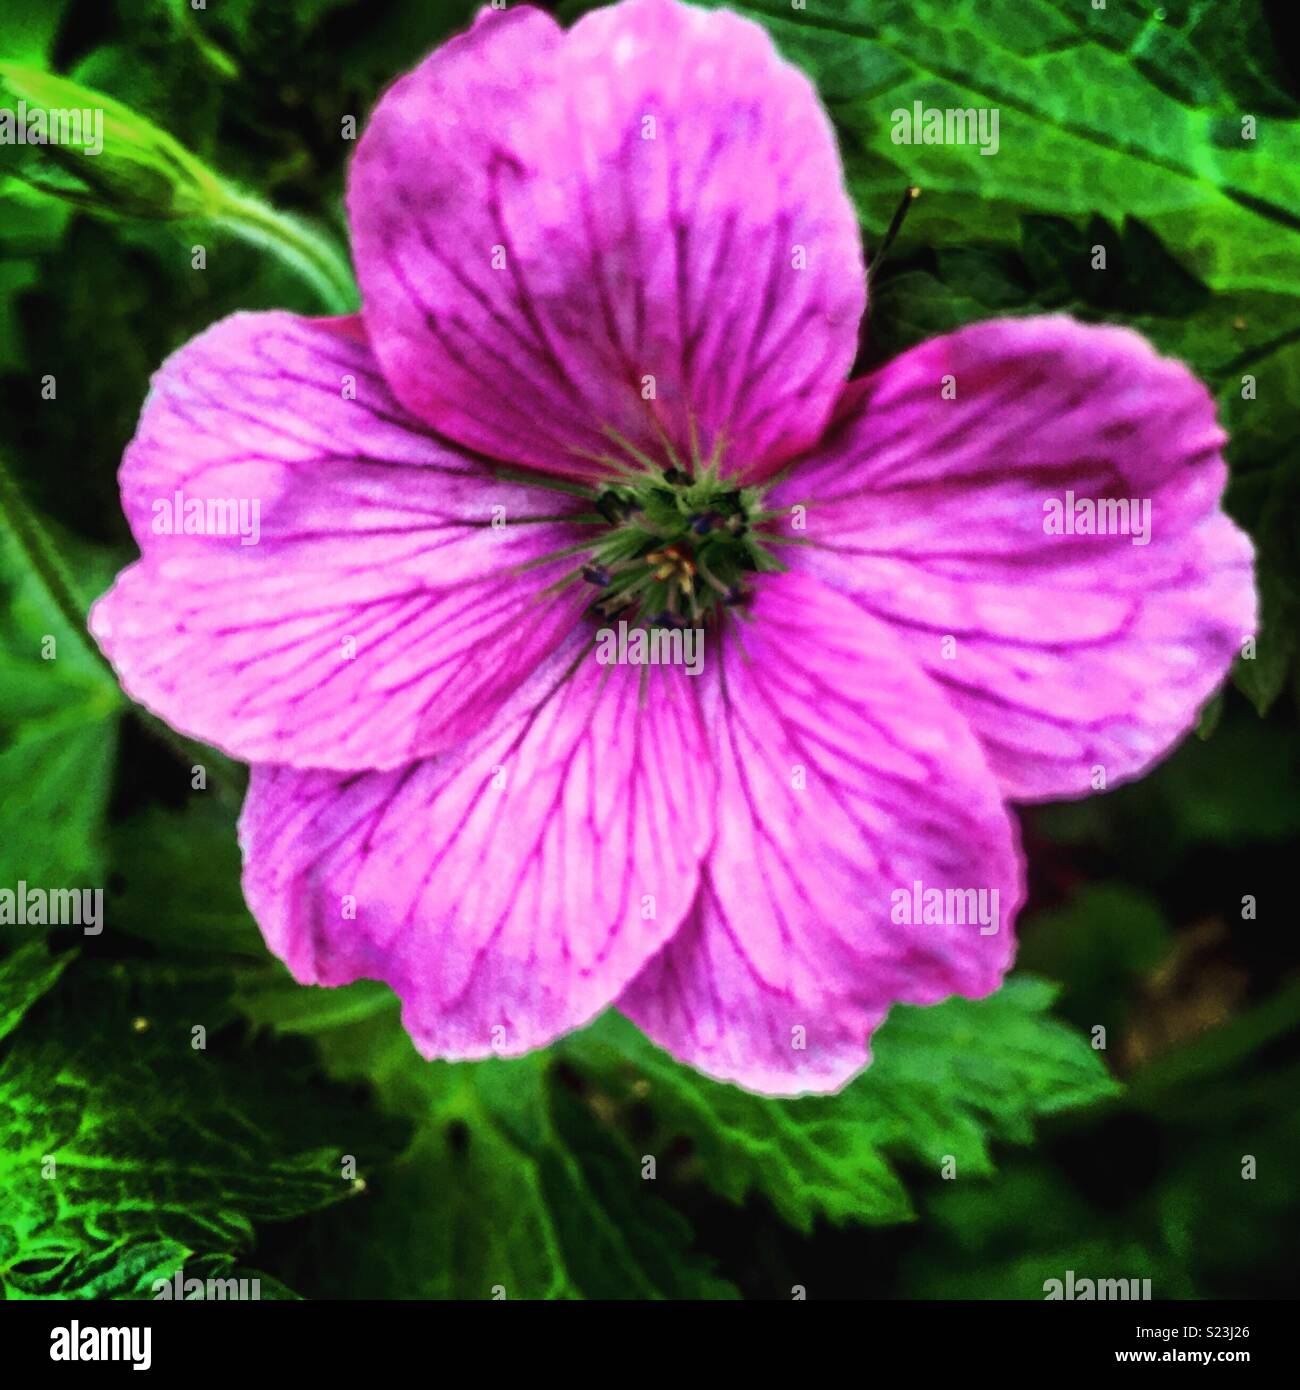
[774,317,1257,802]
[348,0,863,483]
[90,311,588,772]
[240,644,714,1058]
[620,573,1023,1096]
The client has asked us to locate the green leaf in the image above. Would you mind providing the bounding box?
[0,178,67,370]
[1016,885,1172,1034]
[1155,1062,1300,1298]
[235,975,736,1299]
[1227,455,1300,714]
[0,940,74,1043]
[649,0,1300,299]
[0,0,72,66]
[561,977,1118,1232]
[158,1253,302,1301]
[900,1161,1180,1298]
[0,525,121,897]
[108,799,261,959]
[0,960,403,1298]
[1196,690,1225,740]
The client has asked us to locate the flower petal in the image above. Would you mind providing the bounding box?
[240,644,714,1058]
[90,311,588,772]
[620,573,1023,1096]
[348,0,863,483]
[774,317,1256,802]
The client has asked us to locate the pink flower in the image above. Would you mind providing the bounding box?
[90,0,1254,1095]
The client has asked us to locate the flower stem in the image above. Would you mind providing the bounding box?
[216,191,359,313]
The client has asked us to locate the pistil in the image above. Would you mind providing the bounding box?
[572,460,782,628]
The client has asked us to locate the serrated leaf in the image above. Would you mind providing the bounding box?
[163,1252,301,1301]
[0,960,403,1298]
[235,975,736,1299]
[560,977,1118,1232]
[651,0,1300,299]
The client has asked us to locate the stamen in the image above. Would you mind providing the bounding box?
[600,425,662,478]
[694,551,731,598]
[567,451,778,628]
[595,490,632,524]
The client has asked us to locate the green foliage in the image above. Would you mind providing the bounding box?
[0,953,405,1298]
[108,799,260,958]
[0,61,227,220]
[235,976,738,1298]
[0,939,73,1043]
[561,983,1117,1231]
[903,982,1300,1300]
[664,0,1300,300]
[899,1160,1184,1299]
[0,526,120,894]
[225,965,1116,1295]
[0,0,73,66]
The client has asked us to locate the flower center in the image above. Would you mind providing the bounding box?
[577,467,781,627]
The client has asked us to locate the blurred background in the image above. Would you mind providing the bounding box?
[1,0,1297,1299]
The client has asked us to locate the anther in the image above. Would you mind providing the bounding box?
[595,491,630,524]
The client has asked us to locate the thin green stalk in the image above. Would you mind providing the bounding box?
[217,191,358,313]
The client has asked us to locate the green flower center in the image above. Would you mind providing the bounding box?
[577,464,783,628]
